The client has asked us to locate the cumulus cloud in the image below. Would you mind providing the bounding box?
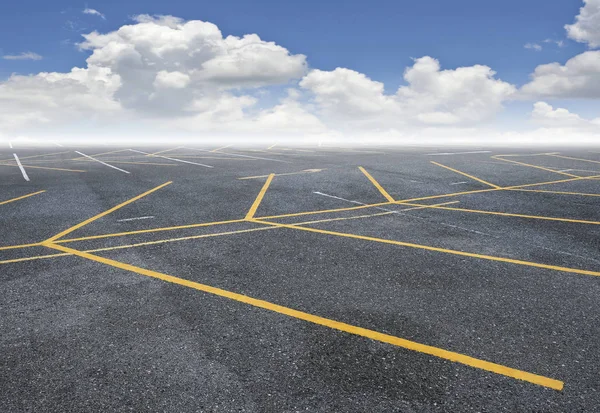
[531,101,600,128]
[301,57,515,128]
[565,0,600,48]
[3,52,43,61]
[83,8,106,20]
[520,51,600,98]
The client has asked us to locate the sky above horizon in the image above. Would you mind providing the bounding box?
[1,0,599,144]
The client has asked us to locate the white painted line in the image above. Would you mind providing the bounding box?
[185,147,290,163]
[117,216,155,222]
[129,149,213,168]
[426,151,492,156]
[450,181,469,185]
[52,141,64,147]
[75,151,130,174]
[13,154,30,181]
[8,141,13,149]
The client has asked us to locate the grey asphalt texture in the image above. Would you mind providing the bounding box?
[1,144,600,412]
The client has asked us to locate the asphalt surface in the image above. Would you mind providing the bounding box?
[1,144,600,412]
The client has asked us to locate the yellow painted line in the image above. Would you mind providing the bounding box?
[253,219,600,279]
[267,143,277,150]
[257,174,600,221]
[398,202,600,226]
[44,242,563,390]
[210,144,232,152]
[493,152,559,158]
[71,149,131,160]
[245,173,275,220]
[0,190,45,206]
[548,154,600,166]
[358,167,395,202]
[0,164,87,173]
[46,181,172,243]
[431,161,501,189]
[1,203,459,263]
[492,156,580,178]
[509,189,600,197]
[57,219,246,244]
[0,242,42,251]
[146,147,183,157]
[0,150,71,163]
[239,169,324,180]
[0,252,71,264]
[74,159,178,166]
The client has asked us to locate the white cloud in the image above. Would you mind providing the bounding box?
[524,43,542,51]
[301,57,515,128]
[531,101,600,128]
[565,0,600,48]
[153,71,191,89]
[520,50,600,98]
[83,8,106,20]
[3,52,43,61]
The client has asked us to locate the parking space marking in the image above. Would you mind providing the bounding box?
[75,151,130,174]
[0,150,71,164]
[13,154,29,181]
[548,154,600,167]
[509,188,600,197]
[186,147,290,163]
[0,190,45,206]
[245,174,274,220]
[239,169,324,180]
[129,149,213,168]
[492,156,580,178]
[210,144,232,152]
[426,151,491,156]
[45,181,172,243]
[431,161,500,188]
[358,167,395,202]
[44,242,563,390]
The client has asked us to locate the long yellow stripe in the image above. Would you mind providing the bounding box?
[431,161,501,188]
[548,154,600,166]
[0,150,71,163]
[245,173,274,220]
[252,219,600,278]
[493,156,580,178]
[358,167,395,202]
[46,181,172,242]
[44,242,563,390]
[398,202,600,225]
[0,190,45,206]
[509,189,600,197]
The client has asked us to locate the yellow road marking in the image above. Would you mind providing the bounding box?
[548,154,600,166]
[239,169,324,180]
[398,202,600,226]
[253,219,600,279]
[358,167,395,202]
[74,159,178,166]
[44,242,563,390]
[245,173,275,220]
[509,189,600,197]
[45,181,172,242]
[0,163,86,173]
[0,190,45,206]
[210,144,232,152]
[0,150,71,163]
[257,174,600,221]
[492,156,580,178]
[267,143,277,150]
[71,149,131,160]
[493,152,559,158]
[146,147,183,157]
[2,202,459,263]
[57,219,246,244]
[0,252,71,264]
[431,161,501,188]
[0,242,42,252]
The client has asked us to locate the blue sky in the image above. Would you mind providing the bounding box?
[0,0,586,86]
[1,0,598,145]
